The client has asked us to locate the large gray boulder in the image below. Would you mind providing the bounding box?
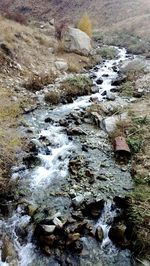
[63,27,92,55]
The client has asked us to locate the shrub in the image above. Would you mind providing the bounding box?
[77,13,92,37]
[55,20,69,40]
[96,47,117,59]
[44,91,61,105]
[3,11,27,25]
[24,73,56,92]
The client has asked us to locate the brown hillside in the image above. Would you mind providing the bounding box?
[0,0,150,28]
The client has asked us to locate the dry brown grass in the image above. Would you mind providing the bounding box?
[0,87,23,178]
[24,72,56,92]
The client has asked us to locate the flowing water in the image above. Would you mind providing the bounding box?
[0,47,136,266]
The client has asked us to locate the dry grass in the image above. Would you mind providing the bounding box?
[0,87,23,178]
[24,72,56,92]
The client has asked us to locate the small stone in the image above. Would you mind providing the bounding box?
[53,217,63,228]
[41,225,56,233]
[72,195,84,207]
[95,226,104,241]
[96,78,103,85]
[66,233,80,245]
[106,91,116,101]
[44,117,53,123]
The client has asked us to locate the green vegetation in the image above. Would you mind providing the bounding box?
[60,75,92,101]
[96,46,117,59]
[93,30,150,55]
[119,81,134,97]
[127,138,143,154]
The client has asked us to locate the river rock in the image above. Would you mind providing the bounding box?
[66,233,80,245]
[41,225,56,234]
[111,75,126,86]
[63,27,92,55]
[108,224,127,246]
[1,235,17,264]
[53,217,63,228]
[82,199,105,218]
[106,91,116,101]
[67,127,87,135]
[95,226,104,241]
[91,86,99,93]
[72,195,85,207]
[90,73,97,79]
[23,154,41,168]
[96,78,103,85]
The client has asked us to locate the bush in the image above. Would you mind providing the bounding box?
[24,73,56,92]
[3,11,27,25]
[77,13,92,37]
[96,46,117,59]
[44,91,61,105]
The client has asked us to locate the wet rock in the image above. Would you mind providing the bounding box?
[111,75,126,86]
[112,66,119,73]
[82,144,88,152]
[90,112,102,127]
[102,74,109,77]
[69,158,82,175]
[133,91,144,98]
[95,226,104,241]
[66,233,80,245]
[40,234,56,247]
[90,96,99,103]
[93,66,99,72]
[53,217,63,228]
[114,196,130,209]
[67,127,87,135]
[82,199,105,218]
[101,90,107,96]
[27,204,38,216]
[91,86,99,93]
[23,154,41,168]
[41,225,56,233]
[59,119,69,127]
[106,91,116,101]
[72,195,85,207]
[90,73,97,79]
[44,117,54,123]
[1,235,17,264]
[108,224,128,246]
[72,211,84,221]
[96,78,103,85]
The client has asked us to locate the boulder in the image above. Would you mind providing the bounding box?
[108,224,128,247]
[55,60,68,71]
[96,78,103,85]
[106,91,116,101]
[1,235,17,263]
[111,75,126,86]
[63,27,92,55]
[95,226,104,241]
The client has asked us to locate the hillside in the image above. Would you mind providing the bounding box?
[0,0,150,28]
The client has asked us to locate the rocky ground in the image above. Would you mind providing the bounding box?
[0,14,150,266]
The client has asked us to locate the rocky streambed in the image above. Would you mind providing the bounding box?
[0,48,137,266]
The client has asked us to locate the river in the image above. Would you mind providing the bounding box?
[0,47,136,266]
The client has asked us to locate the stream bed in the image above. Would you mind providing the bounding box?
[0,47,136,266]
